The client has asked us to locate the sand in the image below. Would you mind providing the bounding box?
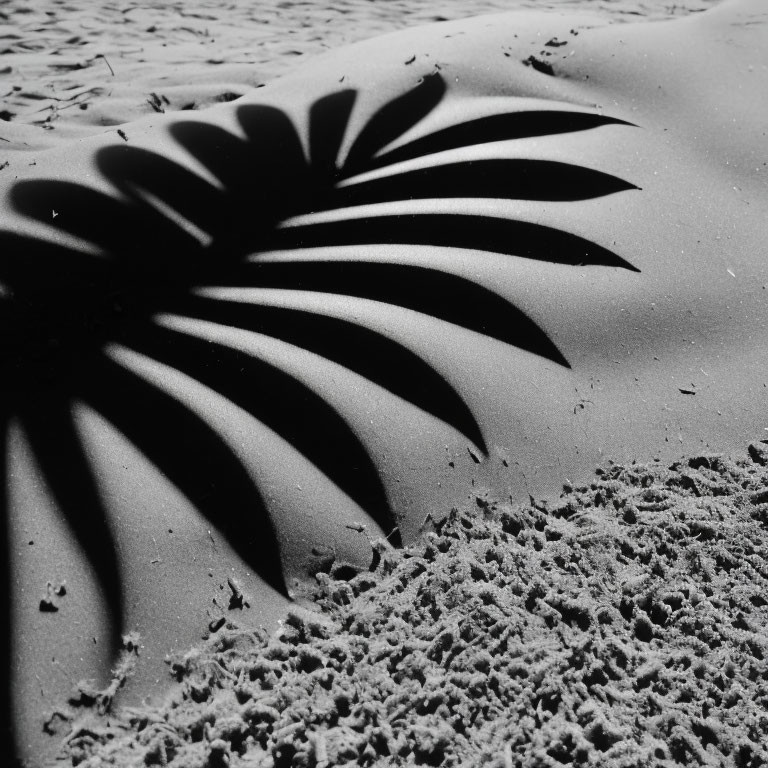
[2,1,767,766]
[2,0,716,150]
[60,445,768,766]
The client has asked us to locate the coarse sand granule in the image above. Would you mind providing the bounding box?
[60,444,768,767]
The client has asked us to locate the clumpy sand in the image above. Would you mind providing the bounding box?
[61,445,768,767]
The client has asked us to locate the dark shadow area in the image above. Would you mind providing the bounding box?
[0,74,639,755]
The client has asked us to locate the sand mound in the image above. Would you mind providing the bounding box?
[59,445,768,767]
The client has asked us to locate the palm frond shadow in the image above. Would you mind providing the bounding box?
[0,73,640,700]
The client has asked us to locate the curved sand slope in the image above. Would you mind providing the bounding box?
[1,0,767,763]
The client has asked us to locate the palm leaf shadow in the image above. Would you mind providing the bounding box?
[0,73,640,718]
[21,399,123,651]
[344,72,447,170]
[120,322,393,530]
[83,356,287,595]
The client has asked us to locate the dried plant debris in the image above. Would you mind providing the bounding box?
[61,446,768,767]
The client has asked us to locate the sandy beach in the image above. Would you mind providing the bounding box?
[2,1,767,766]
[2,0,716,150]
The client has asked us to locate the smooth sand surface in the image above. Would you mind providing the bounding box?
[2,0,767,765]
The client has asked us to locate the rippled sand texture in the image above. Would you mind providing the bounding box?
[2,0,718,149]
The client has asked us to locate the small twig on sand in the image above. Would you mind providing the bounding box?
[98,55,115,76]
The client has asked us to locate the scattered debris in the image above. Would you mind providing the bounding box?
[146,92,165,113]
[522,55,555,76]
[345,523,366,533]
